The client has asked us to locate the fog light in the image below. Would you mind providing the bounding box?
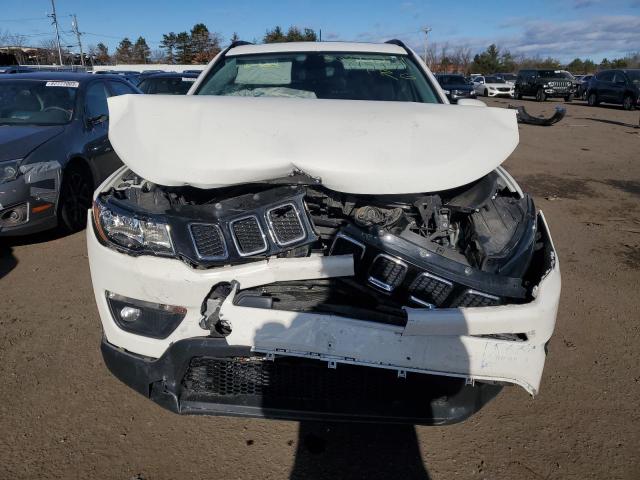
[119,306,141,323]
[0,203,29,227]
[106,291,186,339]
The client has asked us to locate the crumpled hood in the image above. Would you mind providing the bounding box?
[107,95,518,194]
[0,125,65,162]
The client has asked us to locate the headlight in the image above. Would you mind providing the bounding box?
[0,159,21,184]
[93,199,174,256]
[443,89,450,94]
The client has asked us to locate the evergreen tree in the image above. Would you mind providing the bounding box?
[132,36,150,64]
[115,37,133,64]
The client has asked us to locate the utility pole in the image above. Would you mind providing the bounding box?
[422,26,432,66]
[71,14,85,67]
[48,0,63,65]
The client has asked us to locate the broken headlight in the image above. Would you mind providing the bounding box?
[0,159,21,185]
[93,199,175,256]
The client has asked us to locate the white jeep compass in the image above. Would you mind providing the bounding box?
[87,40,560,424]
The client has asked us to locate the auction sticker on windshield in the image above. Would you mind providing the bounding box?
[45,81,80,88]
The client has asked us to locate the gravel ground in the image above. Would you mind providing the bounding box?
[1,98,639,480]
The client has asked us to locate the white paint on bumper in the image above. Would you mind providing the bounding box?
[88,211,560,395]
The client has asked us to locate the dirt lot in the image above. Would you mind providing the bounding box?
[1,98,639,480]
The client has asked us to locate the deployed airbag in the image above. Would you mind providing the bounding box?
[108,95,519,194]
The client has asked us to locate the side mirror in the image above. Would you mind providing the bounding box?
[88,114,108,126]
[457,99,487,107]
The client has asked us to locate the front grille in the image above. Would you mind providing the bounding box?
[409,272,454,307]
[230,216,267,256]
[497,87,511,92]
[189,224,227,260]
[451,289,501,307]
[368,254,408,292]
[266,203,305,246]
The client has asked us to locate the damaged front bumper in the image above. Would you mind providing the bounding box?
[88,208,560,421]
[0,161,61,236]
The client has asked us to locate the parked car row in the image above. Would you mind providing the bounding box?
[435,68,639,109]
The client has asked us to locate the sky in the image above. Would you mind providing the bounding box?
[1,0,639,63]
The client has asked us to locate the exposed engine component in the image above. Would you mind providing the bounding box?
[98,170,539,312]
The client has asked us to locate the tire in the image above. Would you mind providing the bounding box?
[484,88,489,97]
[622,94,634,111]
[514,88,522,100]
[587,92,599,106]
[58,164,93,232]
[564,93,573,102]
[535,88,546,102]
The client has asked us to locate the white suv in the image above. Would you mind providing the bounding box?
[88,40,560,424]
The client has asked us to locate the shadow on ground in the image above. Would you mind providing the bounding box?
[0,242,18,280]
[290,422,430,480]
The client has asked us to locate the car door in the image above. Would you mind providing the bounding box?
[597,71,615,102]
[610,71,627,104]
[473,76,484,94]
[82,80,118,184]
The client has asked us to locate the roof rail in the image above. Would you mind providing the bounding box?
[229,40,253,49]
[385,39,410,52]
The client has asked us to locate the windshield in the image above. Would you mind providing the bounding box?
[538,70,567,79]
[438,75,467,85]
[498,73,516,81]
[0,79,77,125]
[138,77,195,95]
[196,52,440,103]
[485,76,505,83]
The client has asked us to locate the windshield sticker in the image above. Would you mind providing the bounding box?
[181,77,197,82]
[45,81,79,88]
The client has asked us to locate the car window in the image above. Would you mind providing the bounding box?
[138,77,194,95]
[0,79,77,125]
[612,72,626,84]
[85,81,110,119]
[196,52,441,103]
[108,80,137,96]
[597,71,614,82]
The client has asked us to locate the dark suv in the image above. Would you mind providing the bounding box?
[586,69,639,110]
[515,69,576,102]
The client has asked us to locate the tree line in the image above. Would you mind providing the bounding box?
[90,24,316,65]
[427,43,640,75]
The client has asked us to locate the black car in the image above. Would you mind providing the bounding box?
[586,69,640,110]
[515,69,576,102]
[137,72,199,95]
[435,74,476,103]
[576,74,593,99]
[0,72,141,236]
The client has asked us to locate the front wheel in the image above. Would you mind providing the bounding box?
[587,92,599,106]
[514,88,522,100]
[564,93,573,102]
[622,94,634,111]
[58,166,93,232]
[535,88,546,102]
[484,89,489,97]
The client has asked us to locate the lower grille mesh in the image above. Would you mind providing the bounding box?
[182,356,457,403]
[452,290,501,307]
[368,255,407,291]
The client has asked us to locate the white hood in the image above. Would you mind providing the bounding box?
[107,95,518,194]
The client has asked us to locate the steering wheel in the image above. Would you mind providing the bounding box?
[42,106,70,115]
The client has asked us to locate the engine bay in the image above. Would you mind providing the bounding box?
[97,169,541,312]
